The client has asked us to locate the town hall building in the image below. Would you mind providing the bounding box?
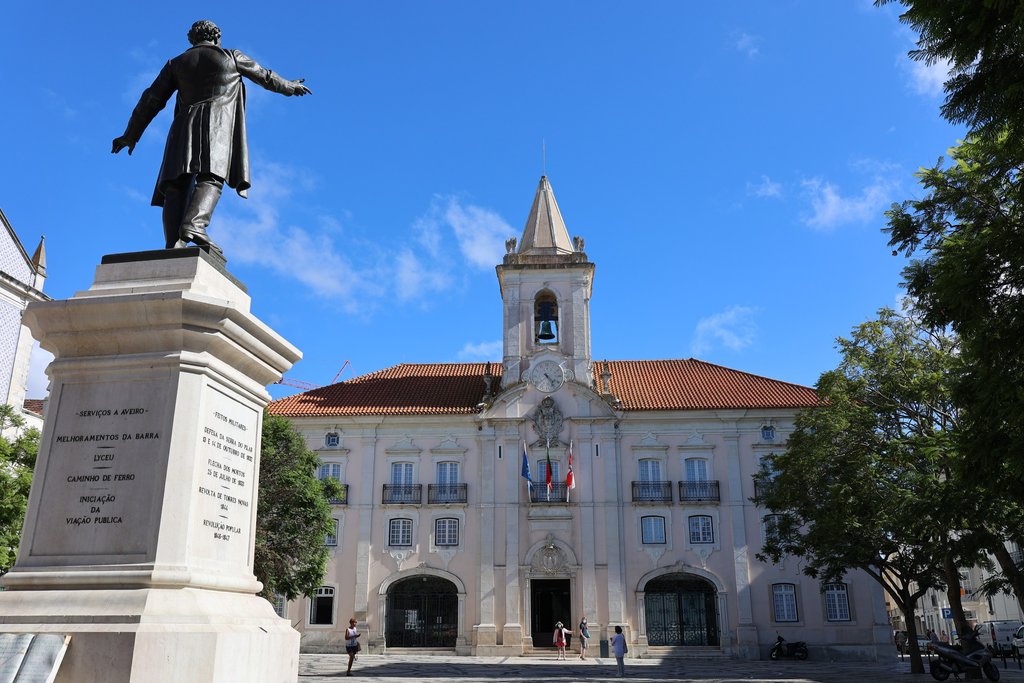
[268,177,891,659]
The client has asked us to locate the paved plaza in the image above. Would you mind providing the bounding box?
[299,652,1024,683]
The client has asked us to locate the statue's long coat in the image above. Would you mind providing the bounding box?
[122,43,300,206]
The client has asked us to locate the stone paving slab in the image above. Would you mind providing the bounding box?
[298,653,1024,682]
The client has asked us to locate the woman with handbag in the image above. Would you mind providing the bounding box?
[345,618,361,676]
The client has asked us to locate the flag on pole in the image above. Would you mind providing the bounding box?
[545,443,553,502]
[565,440,575,502]
[520,442,533,493]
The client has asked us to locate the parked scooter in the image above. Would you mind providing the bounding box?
[769,634,808,660]
[928,625,1000,681]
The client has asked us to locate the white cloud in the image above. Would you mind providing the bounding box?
[800,176,894,230]
[395,248,453,302]
[457,340,503,361]
[690,306,758,357]
[747,175,782,198]
[216,164,385,311]
[214,162,514,311]
[733,31,761,58]
[441,198,512,270]
[904,57,950,98]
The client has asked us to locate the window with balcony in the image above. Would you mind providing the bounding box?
[763,514,783,545]
[633,458,671,502]
[318,462,348,504]
[384,462,421,503]
[429,461,466,504]
[680,458,719,502]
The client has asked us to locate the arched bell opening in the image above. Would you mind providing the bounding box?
[534,292,559,345]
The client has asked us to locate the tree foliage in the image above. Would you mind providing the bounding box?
[877,0,1024,148]
[754,309,978,672]
[0,405,40,575]
[254,411,342,601]
[880,1,1024,609]
[886,134,1024,490]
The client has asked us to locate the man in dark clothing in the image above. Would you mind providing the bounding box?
[112,20,311,257]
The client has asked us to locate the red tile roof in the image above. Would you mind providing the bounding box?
[268,359,818,417]
[22,398,44,416]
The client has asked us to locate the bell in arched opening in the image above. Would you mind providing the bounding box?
[534,295,559,344]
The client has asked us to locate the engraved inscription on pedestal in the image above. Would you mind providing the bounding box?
[30,381,168,558]
[194,386,259,563]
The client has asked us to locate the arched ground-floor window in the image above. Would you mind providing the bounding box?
[385,575,458,648]
[644,573,719,646]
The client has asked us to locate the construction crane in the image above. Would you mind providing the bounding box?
[275,361,351,391]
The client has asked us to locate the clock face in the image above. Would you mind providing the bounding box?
[532,360,564,393]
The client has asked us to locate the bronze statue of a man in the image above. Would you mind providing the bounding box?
[112,20,311,257]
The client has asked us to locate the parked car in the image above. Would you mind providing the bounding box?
[1011,625,1024,656]
[978,620,1022,654]
[899,633,932,655]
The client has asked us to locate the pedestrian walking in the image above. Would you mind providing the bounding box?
[611,624,628,677]
[578,616,591,659]
[345,618,361,676]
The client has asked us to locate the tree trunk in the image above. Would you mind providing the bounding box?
[944,554,983,679]
[992,542,1024,616]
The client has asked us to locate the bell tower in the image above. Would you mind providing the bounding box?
[496,176,594,390]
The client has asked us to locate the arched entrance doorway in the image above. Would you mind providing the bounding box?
[644,574,719,646]
[385,576,458,648]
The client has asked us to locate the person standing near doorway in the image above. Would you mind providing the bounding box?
[578,616,590,659]
[553,621,571,660]
[611,624,628,677]
[345,618,361,676]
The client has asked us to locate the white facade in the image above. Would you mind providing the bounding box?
[0,208,47,432]
[270,178,891,660]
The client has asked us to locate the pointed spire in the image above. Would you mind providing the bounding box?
[518,176,574,255]
[31,235,46,278]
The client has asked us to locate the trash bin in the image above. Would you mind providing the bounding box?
[599,639,609,658]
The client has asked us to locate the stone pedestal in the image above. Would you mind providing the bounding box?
[0,249,302,683]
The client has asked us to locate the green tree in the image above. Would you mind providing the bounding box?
[255,411,342,601]
[754,309,988,673]
[877,0,1024,148]
[879,0,1024,613]
[0,405,40,575]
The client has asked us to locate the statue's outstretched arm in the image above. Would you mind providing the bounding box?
[232,50,312,96]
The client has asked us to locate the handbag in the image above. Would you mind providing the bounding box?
[355,641,362,653]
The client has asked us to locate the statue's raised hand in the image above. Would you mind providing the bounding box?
[290,78,312,96]
[111,136,136,155]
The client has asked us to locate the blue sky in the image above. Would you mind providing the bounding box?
[3,1,960,399]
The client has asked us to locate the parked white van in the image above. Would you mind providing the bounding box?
[978,620,1022,654]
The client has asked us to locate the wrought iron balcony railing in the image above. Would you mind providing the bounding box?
[427,483,468,504]
[678,480,720,503]
[328,484,349,505]
[631,481,673,503]
[529,481,568,503]
[382,483,423,505]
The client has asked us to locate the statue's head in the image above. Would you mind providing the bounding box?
[187,20,221,46]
